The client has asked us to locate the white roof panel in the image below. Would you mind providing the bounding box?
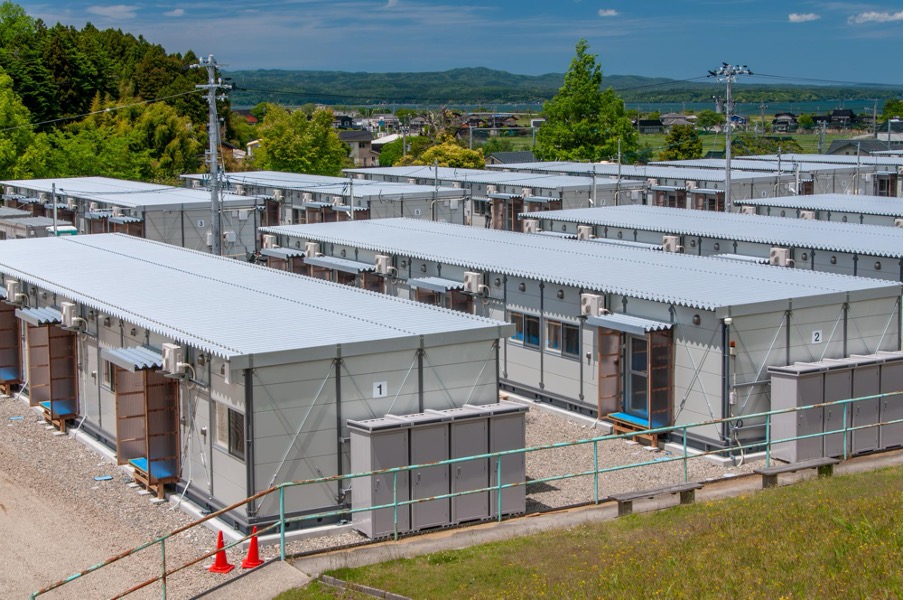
[734,194,903,218]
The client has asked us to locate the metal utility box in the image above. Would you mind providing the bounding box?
[348,417,411,538]
[392,412,451,531]
[466,401,528,517]
[844,355,882,454]
[876,351,903,449]
[810,360,852,458]
[432,406,489,524]
[767,363,826,462]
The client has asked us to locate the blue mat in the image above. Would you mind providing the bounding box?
[39,400,77,418]
[608,411,650,428]
[129,457,177,480]
[0,367,18,382]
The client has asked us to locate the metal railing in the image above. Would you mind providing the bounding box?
[32,391,902,599]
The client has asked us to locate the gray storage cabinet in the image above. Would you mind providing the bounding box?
[348,417,411,538]
[845,356,881,454]
[814,360,852,458]
[393,412,451,531]
[876,351,903,449]
[435,406,490,524]
[767,364,826,463]
[468,402,528,517]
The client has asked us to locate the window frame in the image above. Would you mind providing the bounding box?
[215,402,246,461]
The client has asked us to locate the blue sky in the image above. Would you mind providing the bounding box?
[27,1,903,84]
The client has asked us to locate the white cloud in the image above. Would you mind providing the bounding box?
[847,11,902,24]
[598,9,618,17]
[164,8,185,17]
[385,0,399,8]
[788,12,820,23]
[87,5,138,20]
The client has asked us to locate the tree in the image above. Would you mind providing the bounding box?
[534,39,637,162]
[658,125,702,161]
[396,134,484,168]
[378,135,429,166]
[882,99,902,120]
[0,67,39,178]
[797,114,815,131]
[696,109,725,133]
[252,105,350,175]
[731,133,803,157]
[481,136,515,155]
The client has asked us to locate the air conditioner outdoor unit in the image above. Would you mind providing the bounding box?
[407,178,417,185]
[234,184,245,195]
[222,231,237,243]
[522,219,539,234]
[66,198,77,210]
[192,180,201,189]
[273,189,284,201]
[662,235,683,253]
[799,210,816,220]
[262,234,277,249]
[647,178,658,187]
[5,280,20,303]
[452,182,462,189]
[521,187,534,197]
[162,343,186,375]
[304,241,320,257]
[580,293,603,317]
[39,192,47,202]
[374,254,391,275]
[740,206,756,215]
[302,192,312,202]
[60,302,78,328]
[332,196,344,206]
[463,271,482,294]
[111,206,123,217]
[685,180,697,190]
[487,185,497,194]
[769,247,791,266]
[895,218,903,228]
[205,232,214,246]
[629,189,642,201]
[577,225,594,240]
[88,202,99,213]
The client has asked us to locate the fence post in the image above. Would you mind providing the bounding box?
[279,487,286,561]
[393,472,399,541]
[496,457,503,522]
[765,413,771,468]
[842,402,849,460]
[593,440,599,504]
[682,426,688,482]
[160,538,166,600]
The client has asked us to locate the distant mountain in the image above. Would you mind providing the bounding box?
[224,67,899,108]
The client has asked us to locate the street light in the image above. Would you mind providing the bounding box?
[708,63,751,211]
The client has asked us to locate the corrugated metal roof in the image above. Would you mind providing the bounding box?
[343,165,617,190]
[0,234,508,369]
[0,176,255,210]
[15,306,62,326]
[528,206,902,258]
[0,206,30,219]
[304,255,374,273]
[261,219,899,313]
[484,161,786,182]
[100,346,163,371]
[749,154,902,168]
[734,194,903,217]
[586,313,672,335]
[651,159,860,173]
[408,277,465,293]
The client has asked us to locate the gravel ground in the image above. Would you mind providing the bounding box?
[1,392,763,599]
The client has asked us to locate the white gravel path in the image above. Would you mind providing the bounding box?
[1,392,762,599]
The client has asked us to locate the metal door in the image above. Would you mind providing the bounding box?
[878,358,902,449]
[851,364,880,454]
[450,418,488,523]
[370,430,410,537]
[489,413,526,517]
[822,368,851,458]
[410,423,449,530]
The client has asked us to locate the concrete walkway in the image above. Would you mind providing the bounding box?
[194,449,901,598]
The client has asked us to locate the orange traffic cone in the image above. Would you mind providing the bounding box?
[208,530,235,574]
[241,526,264,569]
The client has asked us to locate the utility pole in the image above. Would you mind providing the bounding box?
[349,176,355,221]
[194,54,230,256]
[614,138,621,207]
[433,159,439,221]
[51,183,57,235]
[708,63,751,211]
[758,101,767,138]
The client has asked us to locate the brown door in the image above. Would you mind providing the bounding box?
[597,327,621,415]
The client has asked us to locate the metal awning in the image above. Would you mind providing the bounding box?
[304,255,375,274]
[299,201,332,209]
[588,238,662,251]
[260,247,305,260]
[650,185,686,192]
[688,188,723,195]
[586,313,673,336]
[407,277,465,293]
[331,205,368,213]
[85,211,112,220]
[713,253,770,264]
[524,196,559,204]
[100,346,163,372]
[533,231,576,239]
[488,192,521,200]
[15,197,41,204]
[1,194,25,201]
[44,202,68,210]
[15,306,62,326]
[109,216,143,224]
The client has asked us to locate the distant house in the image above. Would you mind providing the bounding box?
[635,119,664,134]
[771,113,798,133]
[333,114,355,129]
[728,114,746,127]
[827,138,903,155]
[830,109,857,129]
[485,151,536,166]
[339,130,379,167]
[660,112,693,130]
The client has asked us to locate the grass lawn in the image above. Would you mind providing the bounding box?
[278,466,903,600]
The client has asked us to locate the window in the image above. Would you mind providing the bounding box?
[545,321,581,358]
[215,402,245,461]
[510,312,540,348]
[103,360,116,391]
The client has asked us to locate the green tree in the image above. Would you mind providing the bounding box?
[253,105,350,175]
[882,99,902,120]
[696,109,725,133]
[658,125,702,161]
[481,136,515,155]
[0,67,39,178]
[797,114,815,131]
[534,39,637,162]
[731,133,803,157]
[396,134,484,168]
[378,135,429,166]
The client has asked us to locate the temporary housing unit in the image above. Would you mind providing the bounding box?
[485,162,798,210]
[0,206,31,221]
[0,177,262,257]
[745,153,902,197]
[343,165,644,230]
[525,205,903,281]
[0,216,75,239]
[260,218,902,451]
[0,234,510,529]
[180,171,468,226]
[733,194,903,227]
